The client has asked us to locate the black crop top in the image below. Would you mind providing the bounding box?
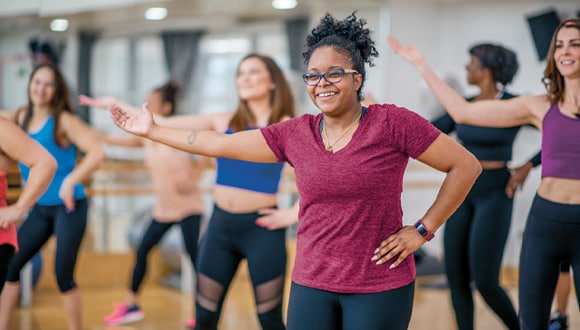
[431,91,522,162]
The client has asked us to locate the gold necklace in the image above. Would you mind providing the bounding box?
[322,110,361,152]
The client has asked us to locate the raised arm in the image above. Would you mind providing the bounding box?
[109,103,278,163]
[387,36,541,128]
[0,119,57,227]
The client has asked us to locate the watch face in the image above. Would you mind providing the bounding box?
[416,224,428,236]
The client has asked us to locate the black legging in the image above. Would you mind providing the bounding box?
[519,195,580,329]
[131,214,201,293]
[6,199,88,292]
[195,204,287,330]
[0,244,15,293]
[444,168,519,330]
[286,281,414,330]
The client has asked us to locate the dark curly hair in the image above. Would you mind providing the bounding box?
[469,43,519,87]
[303,12,379,101]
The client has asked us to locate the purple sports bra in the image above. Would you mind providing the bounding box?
[541,103,580,180]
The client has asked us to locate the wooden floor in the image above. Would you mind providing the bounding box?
[5,253,580,330]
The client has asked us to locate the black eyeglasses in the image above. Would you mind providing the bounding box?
[302,68,359,86]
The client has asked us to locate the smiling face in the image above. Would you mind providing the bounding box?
[306,46,362,116]
[28,66,56,107]
[553,26,580,78]
[236,57,275,102]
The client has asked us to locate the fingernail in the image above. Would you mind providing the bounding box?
[389,264,396,269]
[66,208,72,213]
[374,248,379,254]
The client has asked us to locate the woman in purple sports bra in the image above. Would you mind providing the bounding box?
[389,18,580,330]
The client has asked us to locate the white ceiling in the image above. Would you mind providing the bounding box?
[0,0,568,34]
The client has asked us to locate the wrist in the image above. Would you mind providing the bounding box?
[414,219,435,241]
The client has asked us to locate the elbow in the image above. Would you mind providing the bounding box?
[93,147,107,163]
[46,155,58,176]
[466,153,483,182]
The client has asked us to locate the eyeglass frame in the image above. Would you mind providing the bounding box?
[302,68,359,86]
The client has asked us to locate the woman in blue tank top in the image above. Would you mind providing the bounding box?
[80,53,298,330]
[0,64,105,330]
[389,18,580,330]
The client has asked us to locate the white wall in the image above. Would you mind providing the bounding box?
[1,0,578,265]
[380,0,578,266]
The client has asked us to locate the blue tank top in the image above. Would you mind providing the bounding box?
[432,92,520,161]
[215,128,284,194]
[541,103,580,179]
[19,116,86,205]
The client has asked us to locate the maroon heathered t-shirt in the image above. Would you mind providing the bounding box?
[260,103,441,293]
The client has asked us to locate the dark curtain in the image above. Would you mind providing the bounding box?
[285,16,309,73]
[161,30,204,113]
[77,31,99,123]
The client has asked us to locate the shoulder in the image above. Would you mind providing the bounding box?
[368,103,426,123]
[519,94,551,124]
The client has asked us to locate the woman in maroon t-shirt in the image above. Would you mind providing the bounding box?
[105,12,481,330]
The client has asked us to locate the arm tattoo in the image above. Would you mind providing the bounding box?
[186,130,197,145]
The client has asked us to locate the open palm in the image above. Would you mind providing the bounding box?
[110,103,153,136]
[387,36,425,67]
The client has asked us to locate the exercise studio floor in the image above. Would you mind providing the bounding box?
[5,265,579,330]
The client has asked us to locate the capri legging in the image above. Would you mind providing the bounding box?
[518,195,580,329]
[130,214,201,293]
[0,244,15,293]
[286,281,414,330]
[6,199,88,292]
[444,168,518,330]
[195,204,287,330]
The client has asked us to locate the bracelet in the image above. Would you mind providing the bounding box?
[414,220,434,241]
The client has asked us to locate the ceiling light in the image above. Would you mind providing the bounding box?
[272,0,297,10]
[50,19,69,32]
[145,7,167,21]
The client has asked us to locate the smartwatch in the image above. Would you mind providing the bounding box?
[414,220,434,241]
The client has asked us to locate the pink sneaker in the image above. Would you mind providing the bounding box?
[186,317,196,329]
[103,303,145,326]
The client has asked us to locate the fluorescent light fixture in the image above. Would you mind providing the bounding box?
[145,7,167,20]
[272,0,297,10]
[50,19,69,32]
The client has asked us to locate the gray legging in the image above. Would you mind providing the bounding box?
[444,168,519,330]
[519,195,580,329]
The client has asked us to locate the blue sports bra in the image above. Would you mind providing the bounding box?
[215,128,284,194]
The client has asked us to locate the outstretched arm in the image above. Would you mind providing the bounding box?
[110,103,278,163]
[80,95,221,131]
[387,36,539,128]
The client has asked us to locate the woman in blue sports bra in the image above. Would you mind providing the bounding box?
[389,18,580,330]
[0,63,105,330]
[80,53,297,330]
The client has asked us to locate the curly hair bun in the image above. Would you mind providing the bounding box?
[303,12,378,67]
